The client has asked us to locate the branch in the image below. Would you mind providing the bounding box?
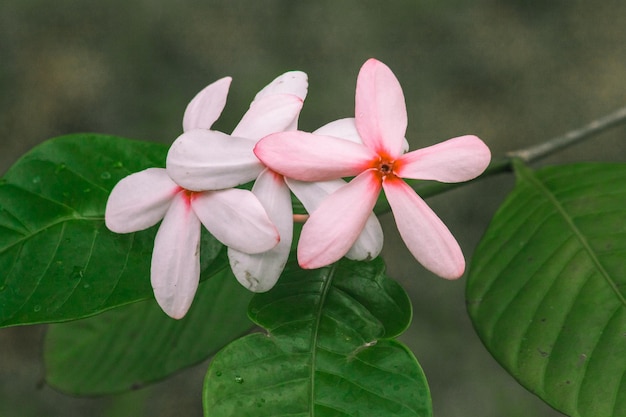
[507,106,626,163]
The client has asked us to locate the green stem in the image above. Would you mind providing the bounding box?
[375,105,626,215]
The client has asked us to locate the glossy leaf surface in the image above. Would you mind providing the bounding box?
[45,267,253,394]
[0,134,224,327]
[204,258,431,417]
[467,162,626,417]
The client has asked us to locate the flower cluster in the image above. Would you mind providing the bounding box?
[106,58,491,318]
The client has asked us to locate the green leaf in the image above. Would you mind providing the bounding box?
[203,258,431,417]
[44,266,253,394]
[467,162,626,417]
[0,134,224,327]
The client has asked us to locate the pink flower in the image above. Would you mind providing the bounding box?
[254,58,491,279]
[168,72,383,292]
[105,76,297,318]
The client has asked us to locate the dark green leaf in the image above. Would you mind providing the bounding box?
[44,266,253,394]
[0,134,224,327]
[204,258,431,417]
[467,162,626,417]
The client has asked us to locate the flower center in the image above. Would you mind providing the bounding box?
[376,157,397,179]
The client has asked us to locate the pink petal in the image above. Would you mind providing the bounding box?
[252,71,308,102]
[192,188,279,254]
[286,177,383,261]
[151,192,201,319]
[297,170,382,269]
[254,131,377,181]
[354,59,407,158]
[396,135,491,183]
[166,129,262,191]
[105,168,180,233]
[314,117,410,153]
[182,77,232,132]
[228,169,293,292]
[231,94,304,141]
[383,177,464,279]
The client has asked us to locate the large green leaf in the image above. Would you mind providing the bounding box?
[204,258,431,417]
[467,161,626,417]
[44,266,253,394]
[0,134,224,327]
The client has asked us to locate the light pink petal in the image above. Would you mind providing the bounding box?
[313,118,363,144]
[286,177,383,261]
[105,168,180,233]
[254,131,377,181]
[383,177,465,279]
[166,129,262,191]
[355,59,407,158]
[297,170,382,269]
[396,135,491,183]
[253,71,308,102]
[231,94,304,141]
[192,188,279,254]
[314,117,410,153]
[151,192,201,319]
[182,77,232,132]
[228,169,292,292]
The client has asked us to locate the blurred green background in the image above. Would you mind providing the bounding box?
[1,1,625,416]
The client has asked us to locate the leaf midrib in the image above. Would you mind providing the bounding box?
[516,161,626,307]
[309,264,336,417]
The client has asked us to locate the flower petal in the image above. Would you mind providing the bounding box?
[383,177,464,279]
[313,118,363,144]
[396,135,491,183]
[192,188,279,254]
[254,131,377,181]
[297,170,382,269]
[287,177,383,261]
[228,169,293,292]
[105,168,180,233]
[314,117,410,153]
[252,71,308,102]
[182,77,232,132]
[166,129,262,191]
[151,192,201,319]
[355,59,407,157]
[231,94,304,141]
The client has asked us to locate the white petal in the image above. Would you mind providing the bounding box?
[297,170,382,269]
[396,135,491,182]
[105,168,180,233]
[192,188,279,254]
[314,117,410,154]
[287,177,383,261]
[166,129,263,191]
[151,192,201,319]
[231,94,304,141]
[253,71,308,102]
[313,118,363,144]
[228,169,292,292]
[383,177,465,279]
[182,77,232,132]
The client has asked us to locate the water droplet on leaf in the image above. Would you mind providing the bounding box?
[33,305,41,312]
[32,176,41,184]
[55,163,66,174]
[215,371,222,377]
[71,266,85,280]
[100,171,111,180]
[112,161,124,168]
[234,376,244,384]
